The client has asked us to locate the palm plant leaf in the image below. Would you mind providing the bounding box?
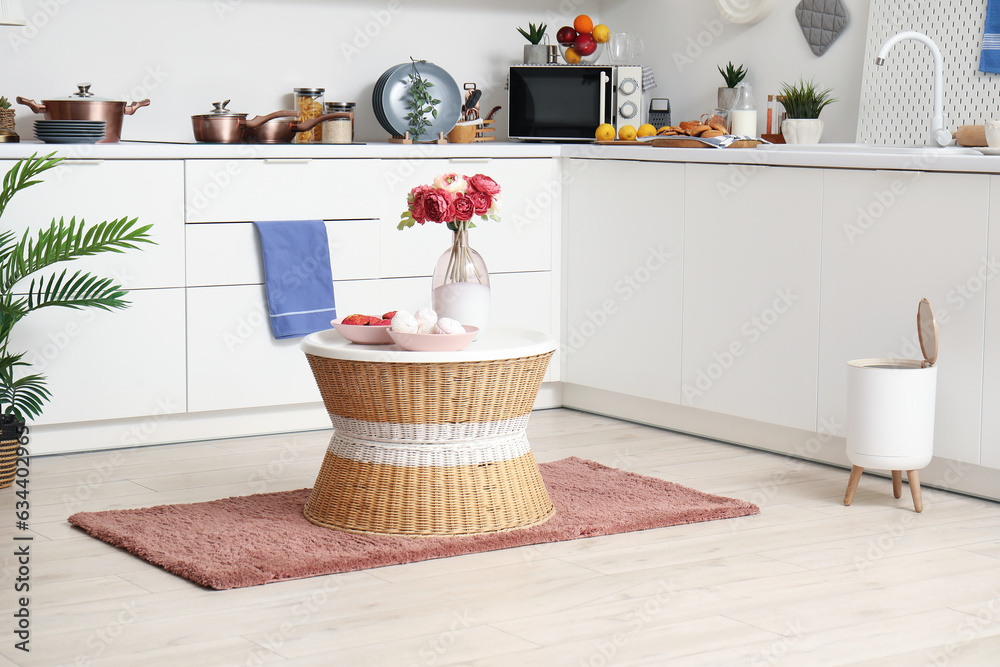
[0,152,61,220]
[26,269,129,312]
[0,352,50,421]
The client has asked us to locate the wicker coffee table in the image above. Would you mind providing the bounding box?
[299,326,557,536]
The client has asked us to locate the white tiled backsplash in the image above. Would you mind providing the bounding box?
[859,0,1000,145]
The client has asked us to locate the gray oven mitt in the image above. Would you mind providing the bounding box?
[795,0,849,56]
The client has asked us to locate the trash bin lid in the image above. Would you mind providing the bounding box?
[917,298,938,366]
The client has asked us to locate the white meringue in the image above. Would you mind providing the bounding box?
[416,319,435,334]
[414,306,438,327]
[433,317,465,335]
[390,310,418,333]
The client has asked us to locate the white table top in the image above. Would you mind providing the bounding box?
[300,326,557,363]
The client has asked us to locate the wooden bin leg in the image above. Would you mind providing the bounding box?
[844,465,864,506]
[891,470,903,499]
[907,469,923,513]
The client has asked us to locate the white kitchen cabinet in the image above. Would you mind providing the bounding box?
[562,158,684,403]
[987,175,1000,470]
[818,169,988,465]
[682,164,822,431]
[185,158,380,223]
[186,280,379,413]
[186,219,380,287]
[379,158,556,277]
[9,287,186,426]
[0,159,184,289]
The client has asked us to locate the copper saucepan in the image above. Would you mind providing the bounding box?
[248,112,349,143]
[191,101,298,143]
[17,83,150,144]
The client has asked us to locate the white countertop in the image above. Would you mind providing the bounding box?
[2,140,1000,174]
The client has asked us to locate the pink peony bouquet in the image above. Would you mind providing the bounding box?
[398,173,501,232]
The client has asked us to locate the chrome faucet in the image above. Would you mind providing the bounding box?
[875,31,953,147]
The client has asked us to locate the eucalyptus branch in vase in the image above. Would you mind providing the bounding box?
[404,58,441,140]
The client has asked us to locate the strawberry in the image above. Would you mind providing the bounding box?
[364,315,382,325]
[377,318,392,326]
[342,314,368,325]
[382,310,397,320]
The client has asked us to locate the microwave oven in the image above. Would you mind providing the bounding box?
[508,64,645,141]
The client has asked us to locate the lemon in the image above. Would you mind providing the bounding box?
[618,124,637,141]
[564,46,582,64]
[595,123,615,141]
[637,123,657,138]
[592,24,610,43]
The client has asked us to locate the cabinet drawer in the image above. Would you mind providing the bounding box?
[186,219,380,287]
[0,159,184,289]
[185,159,380,223]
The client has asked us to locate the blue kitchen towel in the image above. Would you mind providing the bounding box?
[982,0,1000,73]
[252,220,336,339]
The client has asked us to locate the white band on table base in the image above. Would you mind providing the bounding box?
[325,430,532,467]
[326,414,531,443]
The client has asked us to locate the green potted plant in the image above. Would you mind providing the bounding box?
[0,153,154,489]
[717,61,747,109]
[518,22,548,64]
[0,96,14,134]
[778,78,836,144]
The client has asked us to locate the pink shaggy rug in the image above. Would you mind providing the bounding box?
[68,457,759,590]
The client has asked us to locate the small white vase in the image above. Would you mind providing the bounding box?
[523,44,547,65]
[781,118,824,144]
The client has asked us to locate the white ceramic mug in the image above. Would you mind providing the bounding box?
[985,119,1000,148]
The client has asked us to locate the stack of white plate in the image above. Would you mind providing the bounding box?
[371,62,462,139]
[34,120,106,144]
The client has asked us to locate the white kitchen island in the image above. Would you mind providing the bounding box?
[3,140,1000,501]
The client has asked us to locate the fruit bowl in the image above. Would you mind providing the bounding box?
[388,326,479,352]
[558,41,604,65]
[331,318,393,345]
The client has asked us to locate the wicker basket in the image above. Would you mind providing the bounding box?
[303,351,555,536]
[0,418,24,490]
[0,108,14,134]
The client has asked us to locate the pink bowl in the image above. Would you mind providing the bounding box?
[387,326,479,352]
[331,319,393,345]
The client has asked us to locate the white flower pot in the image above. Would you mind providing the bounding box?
[781,118,824,144]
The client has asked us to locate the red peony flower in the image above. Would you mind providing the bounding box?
[467,174,501,197]
[409,185,432,224]
[452,194,475,221]
[423,188,454,224]
[467,191,491,216]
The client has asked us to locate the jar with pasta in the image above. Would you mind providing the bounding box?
[293,87,325,143]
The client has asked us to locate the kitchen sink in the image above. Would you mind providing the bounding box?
[758,143,981,155]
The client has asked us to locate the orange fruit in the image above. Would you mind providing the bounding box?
[618,124,637,141]
[595,123,615,141]
[637,123,657,138]
[573,14,594,34]
[592,24,610,43]
[564,47,582,64]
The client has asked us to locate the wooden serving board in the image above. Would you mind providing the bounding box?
[595,140,651,146]
[650,137,762,148]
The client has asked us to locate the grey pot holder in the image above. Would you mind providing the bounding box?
[795,0,849,56]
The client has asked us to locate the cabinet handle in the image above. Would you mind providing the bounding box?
[449,158,491,164]
[263,159,312,164]
[60,160,104,165]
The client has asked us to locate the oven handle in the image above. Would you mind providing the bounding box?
[600,71,610,125]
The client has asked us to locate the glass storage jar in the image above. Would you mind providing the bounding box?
[293,87,325,143]
[323,102,355,144]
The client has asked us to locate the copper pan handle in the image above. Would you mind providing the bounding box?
[15,97,46,114]
[294,112,350,132]
[124,99,151,115]
[244,109,299,129]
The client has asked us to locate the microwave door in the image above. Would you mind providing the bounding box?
[509,66,614,140]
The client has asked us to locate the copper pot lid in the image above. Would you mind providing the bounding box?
[917,298,938,366]
[195,100,247,117]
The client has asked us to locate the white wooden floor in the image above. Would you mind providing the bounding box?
[3,408,1000,666]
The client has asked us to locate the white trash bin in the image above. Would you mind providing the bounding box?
[843,298,938,512]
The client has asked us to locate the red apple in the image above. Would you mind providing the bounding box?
[556,26,578,45]
[574,33,597,56]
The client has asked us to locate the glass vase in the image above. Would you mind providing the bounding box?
[431,225,490,333]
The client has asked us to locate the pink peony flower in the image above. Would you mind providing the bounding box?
[467,174,501,197]
[452,194,475,221]
[433,173,468,194]
[423,188,454,224]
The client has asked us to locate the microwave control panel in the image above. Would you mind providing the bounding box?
[613,66,645,128]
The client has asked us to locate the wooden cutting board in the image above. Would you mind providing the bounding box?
[595,140,651,145]
[650,137,762,148]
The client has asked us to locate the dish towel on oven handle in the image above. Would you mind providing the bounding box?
[982,0,1000,73]
[252,220,337,339]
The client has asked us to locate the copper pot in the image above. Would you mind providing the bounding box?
[17,83,149,144]
[248,112,348,143]
[191,101,298,143]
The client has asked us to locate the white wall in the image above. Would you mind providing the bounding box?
[3,0,599,143]
[600,0,872,143]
